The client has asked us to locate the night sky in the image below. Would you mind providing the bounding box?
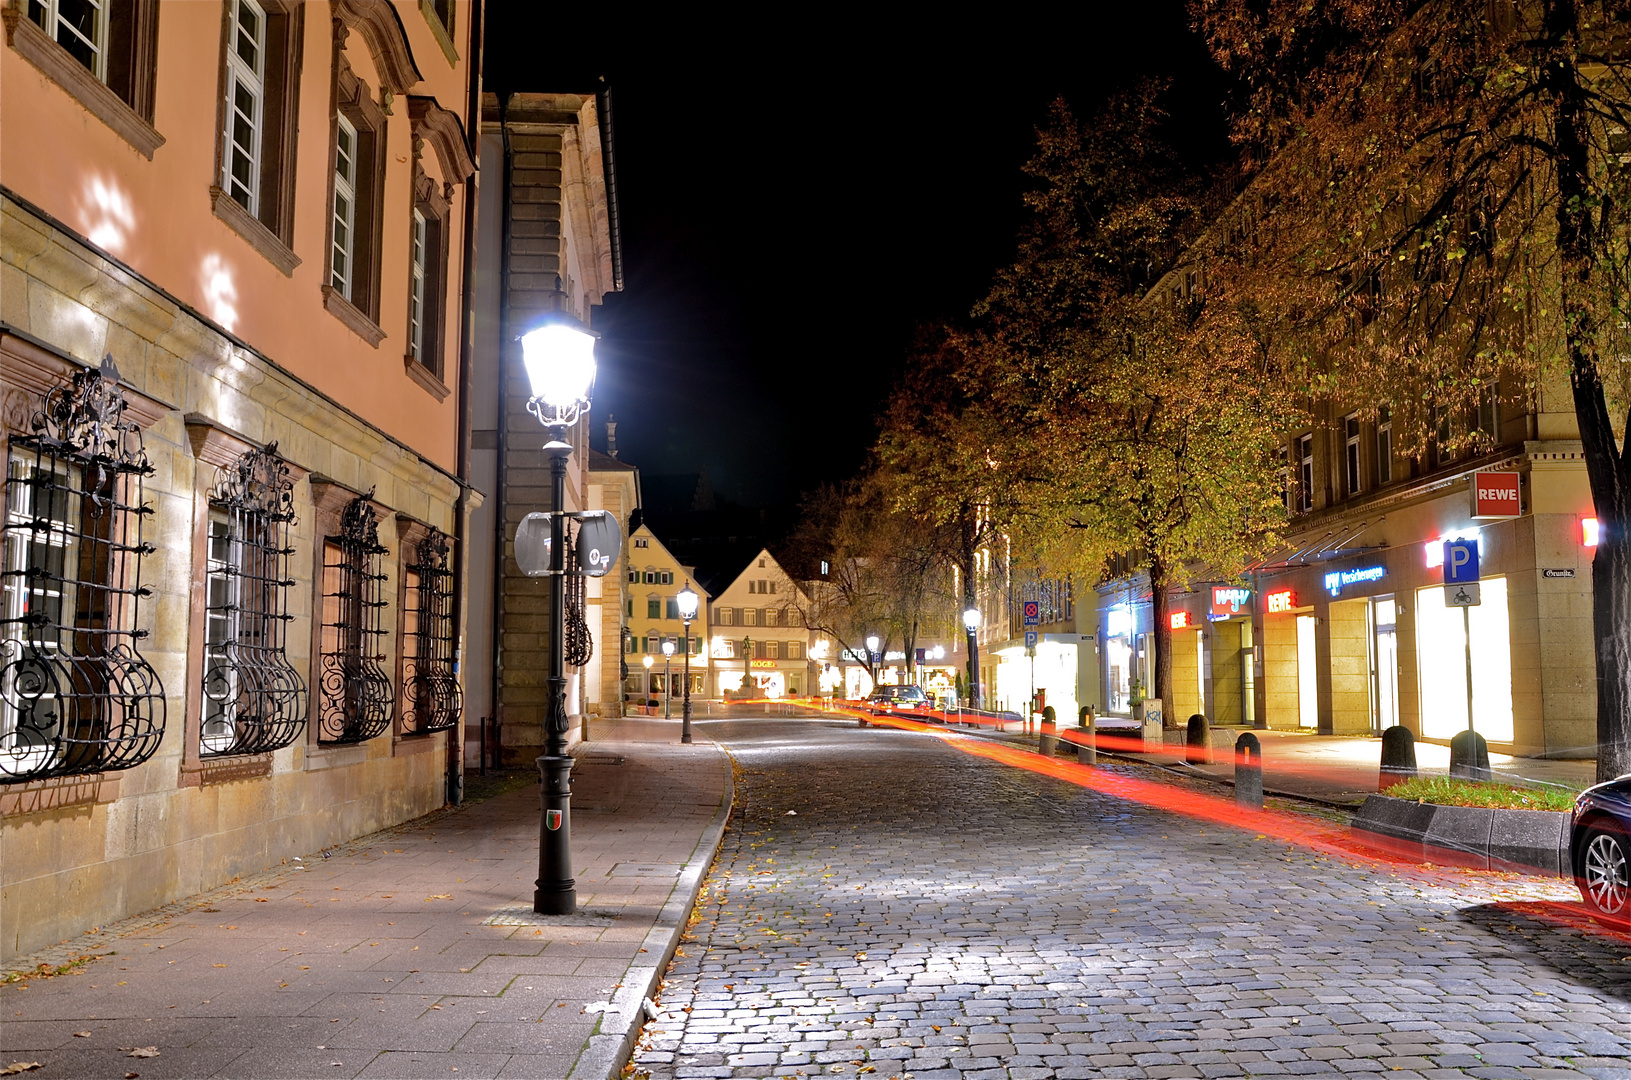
[485,7,1230,511]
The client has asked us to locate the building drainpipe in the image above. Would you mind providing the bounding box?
[492,93,512,768]
[447,0,483,806]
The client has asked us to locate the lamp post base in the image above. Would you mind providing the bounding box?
[533,753,576,916]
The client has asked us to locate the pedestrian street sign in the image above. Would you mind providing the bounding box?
[1446,582,1482,607]
[1024,630,1039,649]
[1023,601,1040,626]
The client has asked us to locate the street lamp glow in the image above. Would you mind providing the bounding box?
[962,608,981,631]
[642,655,654,669]
[662,639,676,657]
[520,322,597,426]
[866,635,880,653]
[676,583,699,621]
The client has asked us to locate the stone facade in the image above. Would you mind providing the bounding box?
[465,92,622,764]
[1,1,476,961]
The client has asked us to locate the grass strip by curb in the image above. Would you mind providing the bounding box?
[1384,774,1578,811]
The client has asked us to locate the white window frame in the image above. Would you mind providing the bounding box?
[31,0,108,81]
[1376,408,1393,486]
[222,0,267,216]
[1297,434,1315,513]
[201,507,240,754]
[408,209,427,362]
[1344,413,1362,497]
[331,113,359,300]
[1,456,76,773]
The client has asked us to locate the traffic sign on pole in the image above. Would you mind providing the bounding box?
[1023,601,1040,626]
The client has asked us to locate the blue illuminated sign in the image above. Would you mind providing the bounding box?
[1323,565,1386,597]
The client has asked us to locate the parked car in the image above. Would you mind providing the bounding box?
[864,684,930,714]
[1571,776,1631,925]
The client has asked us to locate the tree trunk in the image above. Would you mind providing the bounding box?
[1148,553,1174,728]
[1547,0,1631,781]
[960,504,982,709]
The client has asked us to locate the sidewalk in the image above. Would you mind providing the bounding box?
[907,709,1598,807]
[0,718,732,1080]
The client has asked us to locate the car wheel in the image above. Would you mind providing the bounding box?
[1577,825,1631,925]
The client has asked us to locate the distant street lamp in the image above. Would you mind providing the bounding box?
[677,583,699,743]
[866,634,881,690]
[662,639,676,719]
[643,653,654,701]
[963,607,982,709]
[519,316,597,917]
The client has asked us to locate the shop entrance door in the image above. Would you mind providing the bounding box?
[1296,614,1319,729]
[1370,596,1400,734]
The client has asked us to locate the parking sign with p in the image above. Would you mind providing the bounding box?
[1443,538,1480,584]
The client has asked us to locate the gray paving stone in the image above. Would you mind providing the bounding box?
[627,718,1631,1080]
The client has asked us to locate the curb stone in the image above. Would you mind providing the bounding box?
[1351,793,1571,876]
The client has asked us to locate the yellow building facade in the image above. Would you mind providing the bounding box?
[622,526,708,709]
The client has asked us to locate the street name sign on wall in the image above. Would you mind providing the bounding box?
[1472,471,1521,519]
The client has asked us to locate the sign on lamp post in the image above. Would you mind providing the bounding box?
[1443,537,1482,735]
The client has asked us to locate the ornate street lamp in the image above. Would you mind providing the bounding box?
[643,653,654,701]
[866,634,881,691]
[963,607,982,710]
[677,583,699,743]
[519,316,596,917]
[662,638,676,719]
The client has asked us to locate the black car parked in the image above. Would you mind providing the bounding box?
[1571,775,1631,925]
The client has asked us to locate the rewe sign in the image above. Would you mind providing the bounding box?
[1472,471,1521,520]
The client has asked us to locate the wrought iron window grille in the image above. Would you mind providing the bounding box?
[0,356,164,784]
[318,492,392,744]
[201,442,306,757]
[401,526,461,735]
[564,524,592,670]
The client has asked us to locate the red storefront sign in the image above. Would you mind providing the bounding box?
[1472,471,1521,519]
[1170,611,1190,630]
[1266,589,1295,613]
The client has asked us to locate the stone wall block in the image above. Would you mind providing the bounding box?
[512,152,562,168]
[1,261,32,327]
[1,203,54,266]
[25,237,101,298]
[509,134,562,151]
[28,282,108,364]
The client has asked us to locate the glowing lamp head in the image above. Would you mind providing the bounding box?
[642,655,653,669]
[676,582,699,622]
[962,608,981,632]
[866,635,880,653]
[519,321,597,427]
[662,639,676,657]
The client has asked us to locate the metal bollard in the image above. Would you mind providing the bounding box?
[1039,705,1058,756]
[1186,713,1211,765]
[1235,732,1263,809]
[1379,724,1417,790]
[1449,729,1491,782]
[1077,707,1097,765]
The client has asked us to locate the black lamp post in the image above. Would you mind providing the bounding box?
[662,639,675,719]
[677,583,699,743]
[963,607,982,709]
[519,317,597,917]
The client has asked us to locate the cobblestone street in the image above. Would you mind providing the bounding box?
[633,717,1631,1080]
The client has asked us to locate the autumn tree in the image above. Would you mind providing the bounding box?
[1192,0,1631,777]
[783,481,959,690]
[873,324,1026,706]
[974,89,1293,720]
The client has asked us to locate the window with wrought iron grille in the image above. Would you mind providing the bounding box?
[400,527,461,735]
[317,494,392,744]
[201,443,305,757]
[0,358,163,783]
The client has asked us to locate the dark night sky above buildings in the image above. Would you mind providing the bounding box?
[486,6,1230,514]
